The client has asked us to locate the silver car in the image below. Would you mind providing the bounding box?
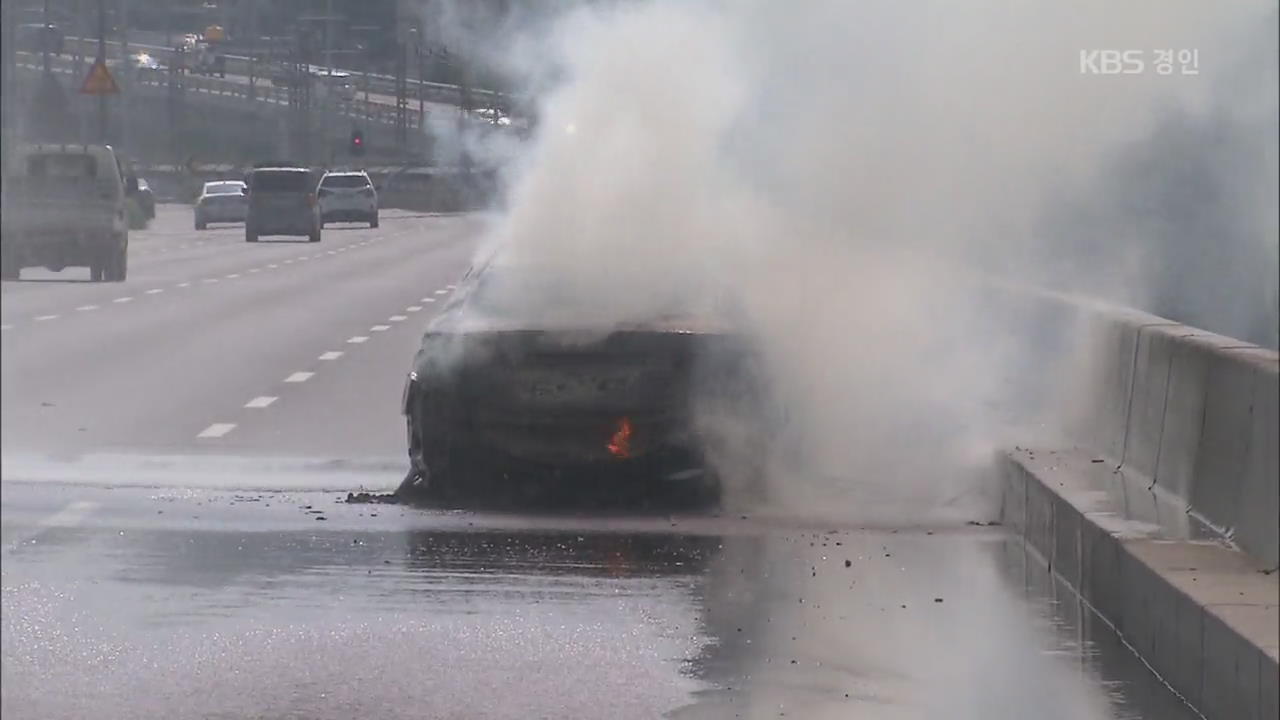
[194,181,248,229]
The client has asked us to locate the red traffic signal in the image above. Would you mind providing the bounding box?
[350,130,365,156]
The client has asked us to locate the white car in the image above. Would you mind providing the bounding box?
[313,70,357,102]
[317,171,378,228]
[194,180,248,229]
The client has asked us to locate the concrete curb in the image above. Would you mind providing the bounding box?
[1001,448,1278,720]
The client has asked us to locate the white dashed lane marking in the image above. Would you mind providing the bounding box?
[388,315,407,322]
[1,324,13,331]
[177,282,191,288]
[347,336,369,344]
[420,298,436,303]
[35,314,59,321]
[244,396,277,408]
[197,423,237,439]
[267,264,279,269]
[226,273,241,279]
[113,297,133,303]
[3,500,98,555]
[76,305,98,311]
[434,289,448,295]
[284,372,314,383]
[406,306,423,312]
[318,351,343,360]
[370,325,391,332]
[145,288,164,295]
[446,285,456,290]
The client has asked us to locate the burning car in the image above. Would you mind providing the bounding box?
[398,255,774,505]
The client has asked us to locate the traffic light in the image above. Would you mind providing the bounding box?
[350,129,365,157]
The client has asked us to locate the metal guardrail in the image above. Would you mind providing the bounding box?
[60,36,510,111]
[13,52,420,131]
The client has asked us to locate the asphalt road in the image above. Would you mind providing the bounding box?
[2,208,1198,719]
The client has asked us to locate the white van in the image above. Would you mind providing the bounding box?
[1,144,132,281]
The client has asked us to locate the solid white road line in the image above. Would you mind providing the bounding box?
[197,423,237,438]
[370,325,391,332]
[284,372,314,383]
[318,351,343,360]
[347,336,369,344]
[244,396,277,408]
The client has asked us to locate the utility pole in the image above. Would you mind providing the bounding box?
[42,0,52,74]
[97,0,108,142]
[324,0,334,72]
[417,43,425,139]
[119,0,130,156]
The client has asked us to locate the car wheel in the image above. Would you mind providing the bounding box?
[89,261,105,282]
[369,213,379,229]
[245,229,258,243]
[399,392,465,504]
[105,245,128,282]
[195,219,206,230]
[309,228,321,243]
[1,261,19,280]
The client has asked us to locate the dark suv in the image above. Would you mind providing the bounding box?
[243,165,321,243]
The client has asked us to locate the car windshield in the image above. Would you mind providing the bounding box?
[251,170,309,192]
[322,175,369,189]
[204,182,242,195]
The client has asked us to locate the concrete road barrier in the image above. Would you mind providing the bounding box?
[1002,294,1278,720]
[1002,449,1278,720]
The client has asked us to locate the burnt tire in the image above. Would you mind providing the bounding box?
[401,386,466,504]
[104,246,127,282]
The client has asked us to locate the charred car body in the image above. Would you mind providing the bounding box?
[399,258,774,505]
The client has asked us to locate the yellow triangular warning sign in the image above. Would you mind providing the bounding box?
[80,60,119,95]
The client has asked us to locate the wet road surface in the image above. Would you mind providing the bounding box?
[2,482,1200,720]
[2,208,1198,719]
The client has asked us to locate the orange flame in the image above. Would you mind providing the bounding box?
[607,417,633,459]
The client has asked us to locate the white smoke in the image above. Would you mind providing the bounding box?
[420,0,1278,519]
